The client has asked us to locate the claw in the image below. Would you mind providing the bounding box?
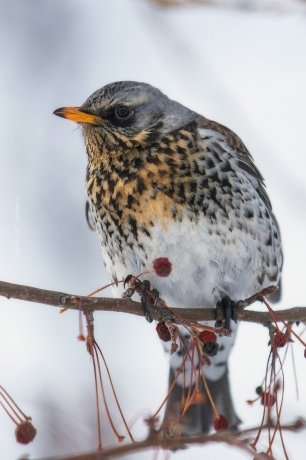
[124,274,133,289]
[142,280,150,290]
[223,296,232,331]
[232,300,240,323]
[140,280,153,323]
[215,296,238,331]
[151,288,160,307]
[215,300,224,328]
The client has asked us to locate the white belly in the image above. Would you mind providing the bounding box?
[100,217,268,309]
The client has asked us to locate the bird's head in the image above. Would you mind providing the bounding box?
[53,81,197,154]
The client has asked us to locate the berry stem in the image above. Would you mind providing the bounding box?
[0,386,27,423]
[0,400,20,425]
[195,345,219,418]
[91,352,102,450]
[88,280,124,297]
[93,345,124,443]
[151,353,188,421]
[94,340,135,443]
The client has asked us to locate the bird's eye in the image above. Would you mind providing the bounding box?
[115,105,133,119]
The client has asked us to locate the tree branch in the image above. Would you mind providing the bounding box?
[36,431,259,460]
[38,418,306,460]
[1,279,305,460]
[0,280,305,325]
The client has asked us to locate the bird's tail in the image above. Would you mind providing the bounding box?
[162,366,241,437]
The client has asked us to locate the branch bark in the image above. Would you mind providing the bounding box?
[38,418,306,460]
[0,280,305,325]
[36,431,260,460]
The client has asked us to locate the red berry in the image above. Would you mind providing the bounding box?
[15,420,36,444]
[255,385,263,395]
[199,330,217,344]
[153,258,172,277]
[156,321,171,342]
[203,341,219,357]
[213,415,228,431]
[273,331,288,348]
[261,392,275,407]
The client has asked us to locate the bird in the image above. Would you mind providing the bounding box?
[53,81,283,436]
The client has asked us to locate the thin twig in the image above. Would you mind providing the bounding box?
[36,417,305,460]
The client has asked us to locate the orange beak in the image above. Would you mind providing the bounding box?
[53,106,100,125]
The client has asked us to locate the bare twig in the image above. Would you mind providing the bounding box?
[37,417,305,460]
[36,432,255,460]
[0,280,306,325]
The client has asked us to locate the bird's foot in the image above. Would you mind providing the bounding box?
[140,280,161,323]
[139,280,153,323]
[123,275,160,323]
[215,296,238,331]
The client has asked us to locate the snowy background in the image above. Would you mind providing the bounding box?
[1,1,306,459]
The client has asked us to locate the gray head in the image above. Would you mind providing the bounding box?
[54,81,197,148]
